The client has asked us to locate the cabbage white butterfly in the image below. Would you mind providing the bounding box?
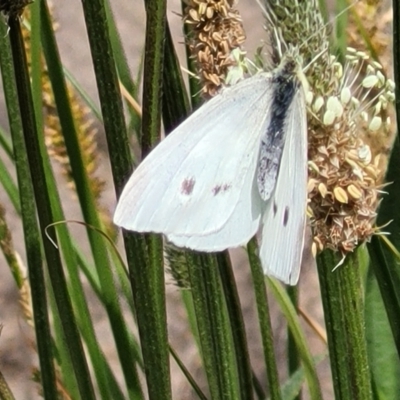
[114,52,308,285]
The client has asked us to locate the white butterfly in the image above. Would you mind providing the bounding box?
[114,55,308,285]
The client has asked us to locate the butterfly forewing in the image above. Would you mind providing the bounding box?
[114,73,276,246]
[167,159,266,251]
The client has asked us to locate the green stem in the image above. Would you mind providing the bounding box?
[41,1,142,396]
[217,253,255,400]
[187,253,238,399]
[7,15,95,400]
[317,250,372,400]
[247,239,281,400]
[287,286,300,400]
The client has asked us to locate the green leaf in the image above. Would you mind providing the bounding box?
[366,0,400,360]
[365,267,400,399]
[267,278,323,400]
[277,354,326,400]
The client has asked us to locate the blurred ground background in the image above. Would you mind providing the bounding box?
[0,0,332,398]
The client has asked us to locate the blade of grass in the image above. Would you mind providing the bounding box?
[0,11,57,399]
[286,285,300,400]
[0,127,13,159]
[26,4,131,396]
[365,266,400,398]
[366,0,400,359]
[79,0,172,396]
[247,239,282,400]
[267,278,323,400]
[333,0,349,60]
[40,2,143,397]
[104,0,138,98]
[6,13,95,399]
[162,23,190,131]
[22,5,86,395]
[368,236,400,357]
[276,354,326,400]
[0,156,20,214]
[348,6,379,61]
[169,346,208,400]
[63,66,103,121]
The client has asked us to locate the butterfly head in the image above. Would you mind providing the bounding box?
[275,49,309,95]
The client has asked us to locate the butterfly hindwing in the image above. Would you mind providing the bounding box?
[168,161,266,251]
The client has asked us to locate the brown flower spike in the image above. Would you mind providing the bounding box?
[184,0,395,260]
[184,0,246,96]
[262,1,395,257]
[0,0,31,18]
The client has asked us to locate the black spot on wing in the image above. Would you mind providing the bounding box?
[181,178,195,195]
[283,206,289,226]
[212,185,222,195]
[212,183,232,196]
[273,201,278,216]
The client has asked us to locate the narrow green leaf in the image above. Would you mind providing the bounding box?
[0,155,20,214]
[366,0,400,360]
[333,0,349,60]
[247,239,281,400]
[63,66,103,121]
[6,13,95,399]
[365,267,400,399]
[104,0,137,96]
[278,355,326,400]
[286,285,300,400]
[0,127,13,159]
[368,237,400,357]
[0,10,58,399]
[40,2,143,397]
[267,278,323,400]
[162,22,190,132]
[169,346,208,400]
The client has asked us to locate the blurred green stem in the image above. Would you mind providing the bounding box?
[0,370,15,400]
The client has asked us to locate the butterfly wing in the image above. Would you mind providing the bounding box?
[167,164,265,251]
[259,88,308,285]
[114,73,274,250]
